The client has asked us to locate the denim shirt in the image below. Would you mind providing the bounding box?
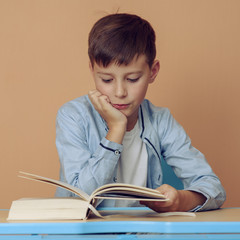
[55,95,226,211]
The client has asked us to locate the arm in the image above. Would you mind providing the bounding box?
[56,97,124,196]
[146,108,226,211]
[160,110,226,211]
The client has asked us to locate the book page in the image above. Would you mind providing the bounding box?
[19,171,90,201]
[91,184,168,201]
[93,183,162,195]
[18,172,167,205]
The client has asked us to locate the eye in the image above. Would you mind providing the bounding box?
[101,78,113,83]
[127,77,140,82]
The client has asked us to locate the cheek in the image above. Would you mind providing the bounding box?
[95,81,111,96]
[131,84,148,101]
[94,79,104,92]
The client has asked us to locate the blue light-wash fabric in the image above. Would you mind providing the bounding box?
[55,95,226,211]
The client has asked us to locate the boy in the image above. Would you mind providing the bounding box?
[55,13,226,212]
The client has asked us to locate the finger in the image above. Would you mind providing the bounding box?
[141,199,173,208]
[98,95,111,107]
[88,90,104,109]
[89,90,107,103]
[88,89,96,95]
[140,201,173,213]
[88,89,102,99]
[155,184,178,200]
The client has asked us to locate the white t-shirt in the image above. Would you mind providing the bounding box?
[115,120,148,207]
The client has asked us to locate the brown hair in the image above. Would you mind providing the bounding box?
[88,13,156,67]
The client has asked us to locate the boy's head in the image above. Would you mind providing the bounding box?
[88,13,156,68]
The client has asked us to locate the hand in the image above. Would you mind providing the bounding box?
[88,90,127,144]
[140,184,180,212]
[140,184,206,212]
[88,89,127,128]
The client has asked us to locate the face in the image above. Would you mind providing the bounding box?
[90,55,160,130]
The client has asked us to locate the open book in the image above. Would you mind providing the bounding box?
[7,171,168,221]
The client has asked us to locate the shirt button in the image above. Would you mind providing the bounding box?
[114,150,120,155]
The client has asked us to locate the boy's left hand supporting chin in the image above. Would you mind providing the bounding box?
[140,184,206,212]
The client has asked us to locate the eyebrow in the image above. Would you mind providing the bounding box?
[96,72,113,76]
[97,71,143,76]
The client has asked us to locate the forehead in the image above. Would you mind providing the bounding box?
[93,55,149,74]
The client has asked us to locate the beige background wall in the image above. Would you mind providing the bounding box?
[1,0,240,209]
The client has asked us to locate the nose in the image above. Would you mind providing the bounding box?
[115,81,127,98]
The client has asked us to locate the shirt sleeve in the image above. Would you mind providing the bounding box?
[160,109,226,211]
[55,105,123,197]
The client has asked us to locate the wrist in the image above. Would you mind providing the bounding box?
[106,123,126,144]
[178,190,206,211]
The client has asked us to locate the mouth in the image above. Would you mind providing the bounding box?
[112,104,130,110]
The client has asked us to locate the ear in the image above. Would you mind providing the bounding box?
[149,60,160,84]
[89,61,94,73]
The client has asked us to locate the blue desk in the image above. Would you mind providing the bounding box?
[1,208,240,239]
